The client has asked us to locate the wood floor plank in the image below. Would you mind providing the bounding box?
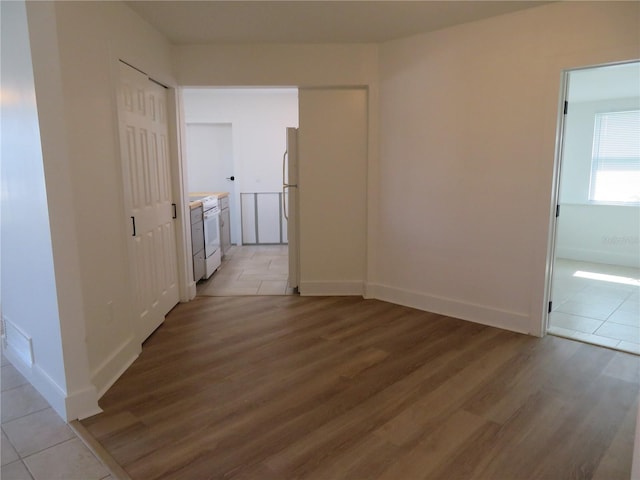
[592,400,638,480]
[301,433,402,480]
[79,295,639,480]
[424,388,568,479]
[375,409,489,480]
[529,374,639,479]
[373,328,526,447]
[461,335,582,425]
[262,327,506,477]
[602,350,640,384]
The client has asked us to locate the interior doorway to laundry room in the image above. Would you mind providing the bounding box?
[182,88,299,296]
[547,61,640,354]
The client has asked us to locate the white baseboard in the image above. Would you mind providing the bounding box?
[2,313,103,421]
[3,347,69,420]
[64,384,102,421]
[299,281,364,296]
[556,246,639,268]
[187,280,197,300]
[91,335,140,399]
[366,283,531,335]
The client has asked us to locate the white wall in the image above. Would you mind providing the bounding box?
[174,44,378,88]
[298,89,368,295]
[556,205,640,267]
[374,1,640,336]
[183,89,298,192]
[182,88,299,245]
[557,97,640,267]
[0,0,71,419]
[20,0,177,418]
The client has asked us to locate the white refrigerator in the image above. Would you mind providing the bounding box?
[283,127,300,291]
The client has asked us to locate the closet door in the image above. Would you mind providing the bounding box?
[117,61,179,343]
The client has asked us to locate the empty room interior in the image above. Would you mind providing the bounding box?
[2,1,639,479]
[548,62,640,353]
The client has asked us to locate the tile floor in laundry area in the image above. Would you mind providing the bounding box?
[197,244,294,296]
[1,354,112,480]
[549,258,640,354]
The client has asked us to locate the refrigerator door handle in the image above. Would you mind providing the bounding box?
[283,148,298,220]
[282,150,288,186]
[283,184,298,219]
[283,149,289,220]
[283,185,290,220]
[283,149,298,188]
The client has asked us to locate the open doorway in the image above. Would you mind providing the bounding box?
[547,61,640,354]
[182,88,299,296]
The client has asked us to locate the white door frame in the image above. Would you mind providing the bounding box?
[542,69,570,335]
[167,86,194,302]
[542,59,639,336]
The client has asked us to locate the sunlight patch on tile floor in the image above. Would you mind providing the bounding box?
[549,258,640,355]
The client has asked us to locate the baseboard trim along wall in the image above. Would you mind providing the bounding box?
[366,283,531,335]
[91,335,140,400]
[299,281,364,296]
[555,247,639,269]
[2,314,104,421]
[2,346,68,420]
[187,280,197,301]
[64,384,102,421]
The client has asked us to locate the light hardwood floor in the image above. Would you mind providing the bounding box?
[81,296,639,480]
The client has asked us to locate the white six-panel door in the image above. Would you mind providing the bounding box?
[118,62,179,343]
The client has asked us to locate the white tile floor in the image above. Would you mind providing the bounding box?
[549,258,640,354]
[1,354,112,480]
[197,245,295,296]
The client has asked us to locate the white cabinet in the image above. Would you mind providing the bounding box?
[216,195,231,257]
[220,207,231,256]
[190,205,205,281]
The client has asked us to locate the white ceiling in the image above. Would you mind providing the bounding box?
[126,1,549,45]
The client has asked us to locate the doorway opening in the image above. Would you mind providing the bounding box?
[547,61,640,354]
[181,88,299,296]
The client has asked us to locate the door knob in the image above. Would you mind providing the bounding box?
[226,176,235,181]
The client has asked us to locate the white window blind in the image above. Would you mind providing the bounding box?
[590,110,640,204]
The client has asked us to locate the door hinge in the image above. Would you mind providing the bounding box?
[548,301,553,313]
[556,204,560,218]
[563,101,568,115]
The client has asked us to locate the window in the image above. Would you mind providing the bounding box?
[589,110,640,204]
